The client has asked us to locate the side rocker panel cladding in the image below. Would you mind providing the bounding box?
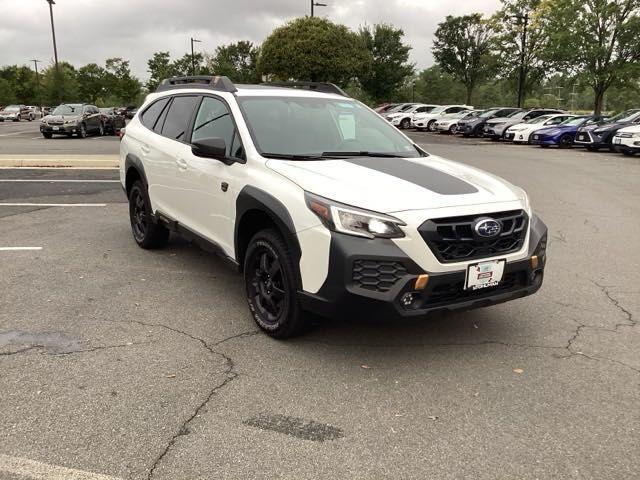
[235,186,302,284]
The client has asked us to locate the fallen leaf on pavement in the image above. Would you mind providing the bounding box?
[360,364,371,369]
[165,374,176,378]
[513,368,524,374]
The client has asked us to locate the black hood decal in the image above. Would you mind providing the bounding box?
[345,157,479,195]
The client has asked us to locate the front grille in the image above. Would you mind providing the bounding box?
[419,210,528,263]
[426,272,525,306]
[48,120,63,125]
[352,259,408,292]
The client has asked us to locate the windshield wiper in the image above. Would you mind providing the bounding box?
[261,152,326,160]
[320,151,403,158]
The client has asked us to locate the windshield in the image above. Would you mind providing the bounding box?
[238,96,422,159]
[617,111,640,123]
[479,109,499,118]
[525,115,552,124]
[607,109,640,123]
[53,104,83,115]
[560,116,589,126]
[449,111,472,119]
[3,105,20,112]
[507,110,527,120]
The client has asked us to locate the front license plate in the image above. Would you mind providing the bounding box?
[52,126,59,131]
[613,137,621,144]
[465,260,505,290]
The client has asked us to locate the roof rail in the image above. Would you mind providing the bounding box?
[262,81,349,97]
[156,76,238,93]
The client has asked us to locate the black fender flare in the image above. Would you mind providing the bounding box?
[124,153,148,194]
[235,186,302,282]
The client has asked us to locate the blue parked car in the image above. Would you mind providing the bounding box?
[530,116,603,148]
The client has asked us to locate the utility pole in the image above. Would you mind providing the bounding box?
[45,0,61,103]
[311,0,327,17]
[31,59,42,108]
[516,12,529,109]
[569,83,579,112]
[190,37,202,76]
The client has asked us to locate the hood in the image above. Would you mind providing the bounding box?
[616,124,640,134]
[44,114,81,122]
[267,155,524,214]
[534,126,562,136]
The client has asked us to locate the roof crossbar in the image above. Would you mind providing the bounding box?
[156,76,237,93]
[262,81,349,97]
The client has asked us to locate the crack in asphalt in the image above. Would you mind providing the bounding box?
[0,346,38,356]
[113,322,260,480]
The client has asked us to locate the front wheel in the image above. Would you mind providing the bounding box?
[244,229,307,338]
[98,123,104,136]
[128,181,169,249]
[558,134,573,148]
[78,123,87,138]
[427,120,436,132]
[400,118,410,129]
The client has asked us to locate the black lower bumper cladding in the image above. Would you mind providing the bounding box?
[299,215,547,320]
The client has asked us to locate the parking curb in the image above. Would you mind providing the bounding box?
[0,155,119,168]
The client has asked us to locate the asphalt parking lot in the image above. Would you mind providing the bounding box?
[1,130,639,479]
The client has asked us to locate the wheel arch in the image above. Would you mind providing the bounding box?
[124,154,148,197]
[235,186,302,283]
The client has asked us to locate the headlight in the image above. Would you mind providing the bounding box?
[64,119,77,125]
[593,128,607,134]
[632,132,640,138]
[492,122,505,127]
[305,192,405,239]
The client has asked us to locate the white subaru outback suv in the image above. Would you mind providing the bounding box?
[120,76,547,338]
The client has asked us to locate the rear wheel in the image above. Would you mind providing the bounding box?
[558,134,573,148]
[244,229,307,338]
[128,181,169,249]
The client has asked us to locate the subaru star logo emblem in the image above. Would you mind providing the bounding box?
[474,218,501,238]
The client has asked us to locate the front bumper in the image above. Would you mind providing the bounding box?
[40,124,79,134]
[483,125,506,139]
[613,143,640,154]
[299,215,547,319]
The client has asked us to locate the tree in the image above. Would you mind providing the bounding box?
[258,16,370,86]
[208,41,261,83]
[41,62,79,104]
[77,63,106,104]
[491,0,548,107]
[146,52,178,91]
[539,0,640,114]
[432,14,495,105]
[413,66,466,104]
[358,24,414,103]
[104,58,141,104]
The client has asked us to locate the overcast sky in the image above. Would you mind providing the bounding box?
[0,0,501,81]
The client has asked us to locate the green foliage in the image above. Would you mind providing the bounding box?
[358,24,414,103]
[491,0,547,105]
[539,0,640,114]
[104,58,142,104]
[258,16,370,86]
[208,41,261,83]
[41,62,80,105]
[432,13,496,104]
[146,52,208,91]
[77,63,106,104]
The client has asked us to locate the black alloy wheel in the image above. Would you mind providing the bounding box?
[128,180,169,249]
[248,247,287,326]
[78,123,87,138]
[400,118,411,129]
[558,134,573,148]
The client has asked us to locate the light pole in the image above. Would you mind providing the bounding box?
[31,59,42,108]
[45,0,59,73]
[311,0,327,17]
[509,12,529,108]
[190,37,202,76]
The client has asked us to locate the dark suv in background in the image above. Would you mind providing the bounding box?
[40,103,104,138]
[457,107,521,137]
[574,109,640,151]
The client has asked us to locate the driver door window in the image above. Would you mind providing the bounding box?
[191,96,242,158]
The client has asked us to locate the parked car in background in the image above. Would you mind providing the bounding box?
[40,103,104,138]
[412,105,473,131]
[483,109,564,140]
[42,106,52,116]
[530,116,602,148]
[385,104,439,129]
[457,107,521,137]
[99,107,126,135]
[374,103,399,113]
[434,110,484,134]
[574,109,640,151]
[25,106,43,121]
[612,124,640,156]
[505,113,576,144]
[0,104,31,121]
[117,106,138,119]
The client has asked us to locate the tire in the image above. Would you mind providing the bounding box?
[42,133,52,139]
[78,123,87,138]
[400,118,410,129]
[448,125,456,134]
[622,151,634,156]
[98,123,104,136]
[586,145,598,152]
[427,120,436,132]
[244,229,307,338]
[128,180,169,249]
[558,134,573,149]
[540,144,549,148]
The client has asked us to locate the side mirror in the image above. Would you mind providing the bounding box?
[192,137,228,162]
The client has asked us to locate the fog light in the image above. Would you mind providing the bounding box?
[401,293,415,307]
[530,255,539,269]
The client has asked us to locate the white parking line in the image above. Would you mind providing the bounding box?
[0,179,119,183]
[0,454,124,480]
[0,247,43,251]
[0,130,34,137]
[0,203,107,207]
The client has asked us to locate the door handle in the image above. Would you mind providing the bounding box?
[176,158,188,170]
[140,145,150,155]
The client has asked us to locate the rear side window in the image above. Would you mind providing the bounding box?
[161,96,199,141]
[141,98,170,130]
